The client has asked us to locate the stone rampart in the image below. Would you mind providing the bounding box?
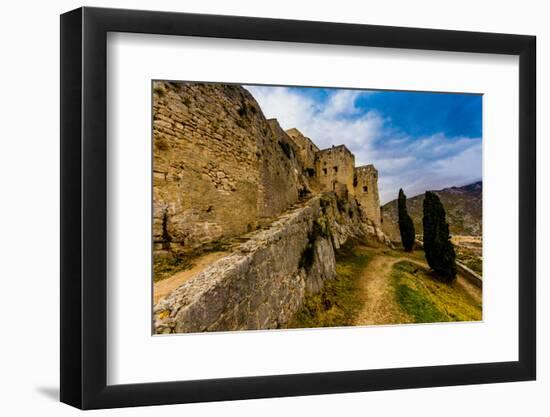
[153,82,302,257]
[154,193,370,333]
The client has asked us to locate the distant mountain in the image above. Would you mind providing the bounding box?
[381,181,482,241]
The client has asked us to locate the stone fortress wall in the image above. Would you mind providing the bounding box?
[285,127,319,182]
[153,81,385,259]
[153,81,304,257]
[153,81,392,333]
[286,129,381,228]
[155,192,378,333]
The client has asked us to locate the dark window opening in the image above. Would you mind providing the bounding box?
[363,186,368,193]
[323,168,328,175]
[333,166,338,173]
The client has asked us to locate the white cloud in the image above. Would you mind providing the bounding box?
[245,86,319,130]
[245,85,482,205]
[375,136,481,203]
[321,90,363,118]
[246,85,383,160]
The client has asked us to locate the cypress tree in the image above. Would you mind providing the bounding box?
[422,191,457,281]
[397,189,415,252]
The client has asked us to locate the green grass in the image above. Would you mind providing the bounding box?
[392,261,482,323]
[286,240,368,329]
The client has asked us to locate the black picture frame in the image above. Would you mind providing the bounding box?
[60,6,536,410]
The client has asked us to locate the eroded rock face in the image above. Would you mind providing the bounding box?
[154,193,379,333]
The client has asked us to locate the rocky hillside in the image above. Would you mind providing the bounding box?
[381,181,482,240]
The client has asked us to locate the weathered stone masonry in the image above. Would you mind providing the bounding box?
[153,81,391,333]
[153,81,302,257]
[315,145,356,197]
[354,164,382,227]
[154,193,371,333]
[153,81,384,257]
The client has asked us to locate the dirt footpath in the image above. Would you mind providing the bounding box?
[354,250,481,325]
[153,251,228,304]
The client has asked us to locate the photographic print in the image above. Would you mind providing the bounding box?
[152,81,482,334]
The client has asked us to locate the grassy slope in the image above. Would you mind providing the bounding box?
[287,242,482,329]
[286,240,368,328]
[392,261,482,323]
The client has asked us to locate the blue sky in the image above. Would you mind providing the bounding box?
[246,85,482,204]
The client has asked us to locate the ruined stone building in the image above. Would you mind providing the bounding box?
[287,134,382,227]
[152,81,390,333]
[285,127,319,178]
[354,164,382,227]
[315,145,356,197]
[152,81,384,258]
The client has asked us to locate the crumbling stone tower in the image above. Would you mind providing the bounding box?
[285,128,320,186]
[285,128,319,167]
[354,164,382,226]
[314,145,355,196]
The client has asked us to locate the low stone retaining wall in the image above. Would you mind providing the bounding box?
[455,262,483,288]
[154,192,394,334]
[414,239,482,287]
[154,195,345,333]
